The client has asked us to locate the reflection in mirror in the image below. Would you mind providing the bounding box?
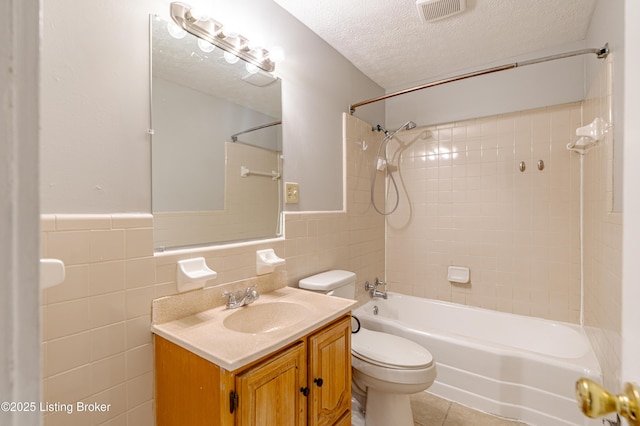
[151,16,283,251]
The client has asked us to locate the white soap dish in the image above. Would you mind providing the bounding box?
[256,249,285,275]
[447,265,470,284]
[177,257,217,293]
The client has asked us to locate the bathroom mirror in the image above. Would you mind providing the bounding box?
[151,16,283,250]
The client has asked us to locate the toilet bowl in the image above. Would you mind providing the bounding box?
[299,270,437,426]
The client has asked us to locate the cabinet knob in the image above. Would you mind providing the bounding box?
[313,378,324,387]
[300,387,310,396]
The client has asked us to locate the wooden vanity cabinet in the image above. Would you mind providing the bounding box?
[155,314,352,426]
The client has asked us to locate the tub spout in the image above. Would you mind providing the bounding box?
[365,278,388,299]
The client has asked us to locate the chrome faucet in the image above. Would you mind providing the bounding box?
[223,285,260,309]
[365,278,388,299]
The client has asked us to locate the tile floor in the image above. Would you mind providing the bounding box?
[410,392,528,426]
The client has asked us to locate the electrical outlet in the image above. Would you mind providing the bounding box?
[285,182,299,204]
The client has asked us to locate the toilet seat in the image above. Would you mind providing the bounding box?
[352,328,433,369]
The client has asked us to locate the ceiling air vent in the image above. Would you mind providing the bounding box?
[416,0,466,23]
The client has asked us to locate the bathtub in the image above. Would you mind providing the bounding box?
[353,293,602,426]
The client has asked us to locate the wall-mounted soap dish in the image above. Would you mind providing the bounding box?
[567,117,610,154]
[447,265,470,284]
[256,249,285,275]
[177,257,217,293]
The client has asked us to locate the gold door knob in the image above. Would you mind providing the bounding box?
[576,378,640,425]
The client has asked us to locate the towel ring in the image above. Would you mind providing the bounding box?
[351,315,361,333]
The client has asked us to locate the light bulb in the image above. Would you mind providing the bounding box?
[251,35,266,51]
[223,51,239,64]
[245,63,259,74]
[167,22,186,39]
[268,46,285,63]
[197,39,215,53]
[188,7,208,21]
[221,27,238,38]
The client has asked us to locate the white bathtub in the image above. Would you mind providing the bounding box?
[353,293,602,426]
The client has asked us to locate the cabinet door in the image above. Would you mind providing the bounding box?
[236,341,307,426]
[155,335,234,426]
[308,316,352,426]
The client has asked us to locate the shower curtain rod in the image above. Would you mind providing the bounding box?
[231,120,282,142]
[349,44,609,114]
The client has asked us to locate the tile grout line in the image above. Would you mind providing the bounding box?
[440,401,453,426]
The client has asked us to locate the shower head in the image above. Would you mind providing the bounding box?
[376,121,417,140]
[404,121,417,130]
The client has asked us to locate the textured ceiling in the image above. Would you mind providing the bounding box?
[273,0,597,90]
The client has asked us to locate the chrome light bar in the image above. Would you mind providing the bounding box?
[169,2,276,72]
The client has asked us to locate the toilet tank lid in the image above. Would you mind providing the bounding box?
[298,270,356,291]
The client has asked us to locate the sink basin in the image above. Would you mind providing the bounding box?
[222,302,308,334]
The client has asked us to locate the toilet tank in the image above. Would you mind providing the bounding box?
[298,270,356,299]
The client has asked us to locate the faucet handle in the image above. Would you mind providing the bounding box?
[222,291,238,304]
[375,277,388,292]
[245,285,259,298]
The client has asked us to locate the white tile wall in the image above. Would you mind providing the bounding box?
[384,103,583,323]
[41,214,156,426]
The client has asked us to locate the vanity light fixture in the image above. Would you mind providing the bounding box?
[169,2,276,72]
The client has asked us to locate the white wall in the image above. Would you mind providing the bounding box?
[586,0,624,212]
[40,0,384,214]
[622,0,640,387]
[383,39,590,130]
[40,1,153,214]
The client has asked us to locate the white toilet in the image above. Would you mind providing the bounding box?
[299,270,436,426]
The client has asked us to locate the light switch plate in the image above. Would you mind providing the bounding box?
[285,182,299,204]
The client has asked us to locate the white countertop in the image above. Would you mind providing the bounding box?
[152,287,356,371]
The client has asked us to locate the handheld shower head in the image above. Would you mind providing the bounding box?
[386,121,417,140]
[375,121,417,139]
[370,120,418,216]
